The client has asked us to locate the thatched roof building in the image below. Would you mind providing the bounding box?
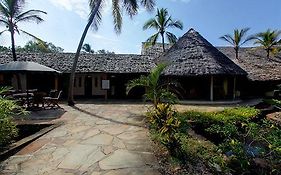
[218,47,281,81]
[157,28,247,76]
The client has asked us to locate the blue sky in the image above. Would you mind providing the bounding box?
[1,0,281,53]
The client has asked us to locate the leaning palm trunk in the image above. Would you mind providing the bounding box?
[10,27,17,61]
[67,0,102,106]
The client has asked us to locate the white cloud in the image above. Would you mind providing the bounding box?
[48,0,112,19]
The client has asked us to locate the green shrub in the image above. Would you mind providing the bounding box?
[0,87,24,145]
[179,135,228,173]
[264,99,281,108]
[146,103,181,147]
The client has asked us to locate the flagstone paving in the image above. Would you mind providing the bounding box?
[0,104,161,175]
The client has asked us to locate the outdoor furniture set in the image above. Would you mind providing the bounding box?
[9,89,62,110]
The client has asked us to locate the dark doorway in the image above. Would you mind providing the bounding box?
[85,76,92,97]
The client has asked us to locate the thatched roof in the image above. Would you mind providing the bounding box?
[218,47,281,81]
[157,28,247,76]
[0,52,155,74]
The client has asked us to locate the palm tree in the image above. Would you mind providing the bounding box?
[220,28,254,60]
[0,0,47,61]
[126,63,177,107]
[143,8,183,52]
[254,29,281,59]
[67,0,155,106]
[82,43,94,53]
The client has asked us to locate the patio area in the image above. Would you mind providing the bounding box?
[0,101,251,175]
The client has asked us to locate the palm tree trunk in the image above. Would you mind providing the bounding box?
[161,33,165,52]
[10,31,17,61]
[67,0,102,106]
[235,47,239,60]
[267,49,270,59]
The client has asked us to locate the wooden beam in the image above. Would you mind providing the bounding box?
[210,76,214,101]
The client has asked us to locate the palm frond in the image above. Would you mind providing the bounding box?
[219,34,235,46]
[140,0,155,12]
[126,75,148,95]
[19,29,43,41]
[122,0,138,18]
[0,29,8,35]
[15,10,46,24]
[89,0,104,31]
[145,32,159,46]
[167,20,183,30]
[143,18,158,30]
[112,0,122,34]
[166,31,177,44]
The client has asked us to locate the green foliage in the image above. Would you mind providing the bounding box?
[147,103,181,146]
[16,40,64,53]
[264,99,281,108]
[254,29,281,58]
[127,63,178,107]
[143,8,183,51]
[180,136,228,173]
[0,0,47,60]
[182,107,260,125]
[0,87,24,145]
[219,28,254,59]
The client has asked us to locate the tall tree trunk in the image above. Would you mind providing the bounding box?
[267,49,270,59]
[10,31,17,61]
[67,0,102,106]
[235,47,239,60]
[161,33,165,52]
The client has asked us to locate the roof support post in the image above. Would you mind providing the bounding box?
[233,77,236,100]
[210,76,214,101]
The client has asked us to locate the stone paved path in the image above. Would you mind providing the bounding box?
[0,104,161,175]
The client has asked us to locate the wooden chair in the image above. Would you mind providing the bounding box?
[44,90,62,109]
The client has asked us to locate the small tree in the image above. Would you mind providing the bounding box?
[143,8,183,52]
[126,63,177,107]
[254,29,281,59]
[220,28,254,60]
[82,43,95,53]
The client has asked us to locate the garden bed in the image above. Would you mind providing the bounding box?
[149,104,281,175]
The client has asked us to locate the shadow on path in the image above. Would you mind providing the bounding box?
[71,106,145,128]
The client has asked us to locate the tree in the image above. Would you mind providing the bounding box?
[0,0,47,61]
[96,49,115,54]
[17,40,64,53]
[254,29,281,59]
[82,43,94,53]
[67,0,155,106]
[220,28,254,60]
[143,8,183,52]
[126,63,177,107]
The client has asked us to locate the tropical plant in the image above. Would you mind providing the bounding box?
[143,8,183,52]
[126,63,178,107]
[67,0,155,106]
[254,29,281,59]
[82,43,94,53]
[0,0,47,61]
[220,28,254,60]
[0,87,25,145]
